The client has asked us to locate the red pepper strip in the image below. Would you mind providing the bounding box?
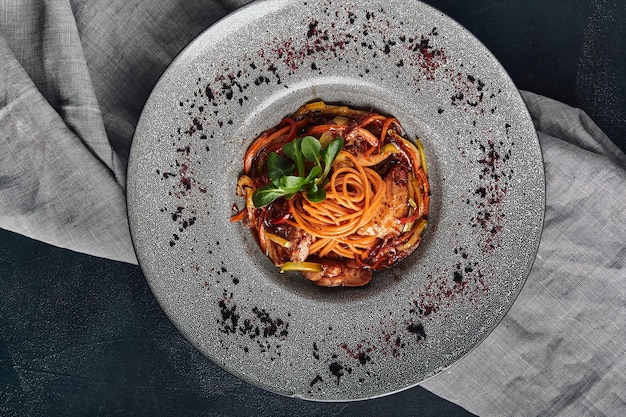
[357,113,387,130]
[280,117,297,143]
[270,212,292,225]
[398,210,422,225]
[266,118,312,155]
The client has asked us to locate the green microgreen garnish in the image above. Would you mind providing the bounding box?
[252,136,344,207]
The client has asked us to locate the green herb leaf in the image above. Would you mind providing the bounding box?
[305,184,326,202]
[321,137,344,178]
[267,152,294,184]
[300,135,322,165]
[252,184,291,207]
[277,175,308,193]
[252,135,343,207]
[282,138,305,177]
[305,165,323,182]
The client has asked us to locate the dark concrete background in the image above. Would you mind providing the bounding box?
[426,0,625,154]
[1,1,624,416]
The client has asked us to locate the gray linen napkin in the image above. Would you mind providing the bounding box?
[1,1,625,416]
[0,0,134,263]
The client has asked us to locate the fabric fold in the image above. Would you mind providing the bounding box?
[0,31,136,264]
[421,94,626,417]
[521,90,626,168]
[1,0,120,180]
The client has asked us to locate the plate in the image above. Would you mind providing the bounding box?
[127,0,545,401]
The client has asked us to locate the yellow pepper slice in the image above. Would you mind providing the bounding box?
[280,262,323,273]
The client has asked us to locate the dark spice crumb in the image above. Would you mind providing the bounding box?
[407,322,426,340]
[313,342,320,360]
[329,362,345,385]
[310,375,323,387]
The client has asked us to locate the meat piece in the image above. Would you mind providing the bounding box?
[357,165,409,238]
[302,259,372,287]
[262,224,313,266]
[288,228,313,262]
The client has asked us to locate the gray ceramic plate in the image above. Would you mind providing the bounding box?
[127,0,545,401]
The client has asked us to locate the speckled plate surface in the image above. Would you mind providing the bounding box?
[127,0,544,401]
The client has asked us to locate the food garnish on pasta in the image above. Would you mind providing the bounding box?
[231,101,430,287]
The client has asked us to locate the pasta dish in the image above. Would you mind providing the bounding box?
[231,101,430,287]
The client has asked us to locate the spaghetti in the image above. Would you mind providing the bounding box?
[231,101,430,287]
